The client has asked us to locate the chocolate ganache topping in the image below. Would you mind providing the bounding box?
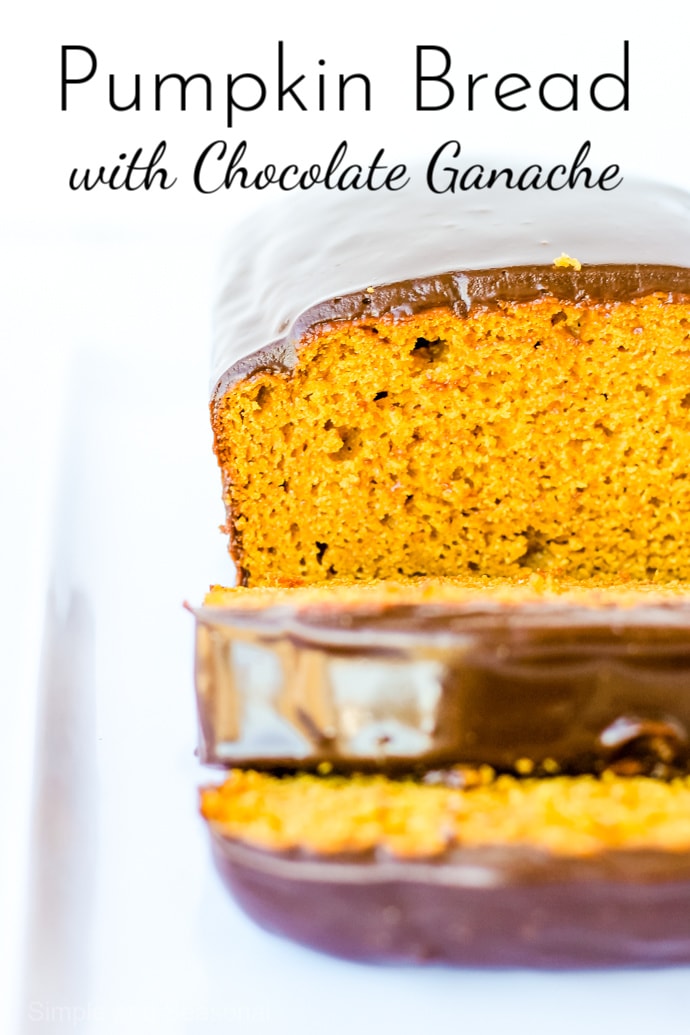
[193,592,690,775]
[211,175,690,395]
[210,834,690,966]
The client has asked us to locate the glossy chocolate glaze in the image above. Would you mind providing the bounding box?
[211,176,690,396]
[193,597,690,774]
[210,833,690,966]
[212,263,690,400]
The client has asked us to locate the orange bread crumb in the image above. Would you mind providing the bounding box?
[212,294,690,586]
[201,769,690,859]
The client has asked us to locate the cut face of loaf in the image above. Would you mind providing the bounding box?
[211,265,690,586]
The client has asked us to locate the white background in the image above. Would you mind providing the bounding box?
[2,1,690,1032]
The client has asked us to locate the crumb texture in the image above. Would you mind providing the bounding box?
[201,769,690,858]
[213,295,690,586]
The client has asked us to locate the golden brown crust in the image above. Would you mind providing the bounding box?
[203,571,690,611]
